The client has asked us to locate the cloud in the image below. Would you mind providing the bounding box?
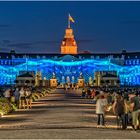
[77,39,94,44]
[0,46,12,52]
[121,19,140,24]
[34,40,60,45]
[0,24,9,28]
[7,43,32,48]
[0,40,61,53]
[1,40,11,45]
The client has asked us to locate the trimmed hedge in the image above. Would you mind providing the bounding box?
[0,88,52,116]
[0,98,13,115]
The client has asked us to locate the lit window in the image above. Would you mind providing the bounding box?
[125,61,127,65]
[137,60,139,65]
[133,60,135,65]
[96,56,99,59]
[129,60,131,65]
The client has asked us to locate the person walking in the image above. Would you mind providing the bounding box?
[25,88,32,109]
[129,92,140,131]
[96,94,107,127]
[113,94,126,129]
[13,88,20,107]
[91,89,95,99]
[81,87,86,98]
[19,87,26,109]
[87,89,91,99]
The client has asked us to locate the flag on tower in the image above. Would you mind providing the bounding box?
[69,14,75,23]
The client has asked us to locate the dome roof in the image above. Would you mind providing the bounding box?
[59,55,78,62]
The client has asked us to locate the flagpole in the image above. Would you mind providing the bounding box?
[68,14,70,28]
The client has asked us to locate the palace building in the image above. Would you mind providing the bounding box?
[0,16,140,87]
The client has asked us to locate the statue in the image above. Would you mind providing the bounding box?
[52,72,56,79]
[79,72,83,79]
[72,76,75,83]
[89,77,93,85]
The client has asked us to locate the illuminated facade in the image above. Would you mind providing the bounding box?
[0,51,140,86]
[0,17,140,86]
[61,27,77,54]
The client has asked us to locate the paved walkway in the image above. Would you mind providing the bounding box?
[0,89,140,139]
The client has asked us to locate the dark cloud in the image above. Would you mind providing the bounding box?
[34,40,60,45]
[1,40,61,53]
[0,39,94,53]
[2,40,11,44]
[0,24,9,28]
[77,39,94,44]
[121,19,140,24]
[0,47,11,51]
[7,43,32,49]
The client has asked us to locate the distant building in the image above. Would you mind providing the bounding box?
[16,72,35,87]
[94,71,120,87]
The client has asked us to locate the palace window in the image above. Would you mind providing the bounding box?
[125,61,128,65]
[96,56,100,59]
[129,60,131,65]
[133,60,135,65]
[137,60,139,65]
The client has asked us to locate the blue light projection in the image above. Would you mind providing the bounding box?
[0,57,140,86]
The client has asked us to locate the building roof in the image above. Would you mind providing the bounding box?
[17,72,33,78]
[0,50,140,60]
[102,73,117,78]
[58,55,79,62]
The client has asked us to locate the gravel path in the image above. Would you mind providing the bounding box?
[0,89,140,139]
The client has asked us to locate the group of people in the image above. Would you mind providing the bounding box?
[82,87,140,131]
[65,83,79,91]
[3,87,32,109]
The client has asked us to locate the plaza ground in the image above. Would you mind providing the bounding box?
[0,89,140,139]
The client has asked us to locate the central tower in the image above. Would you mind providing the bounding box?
[61,15,78,54]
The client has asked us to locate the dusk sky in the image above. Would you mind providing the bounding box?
[0,1,140,53]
